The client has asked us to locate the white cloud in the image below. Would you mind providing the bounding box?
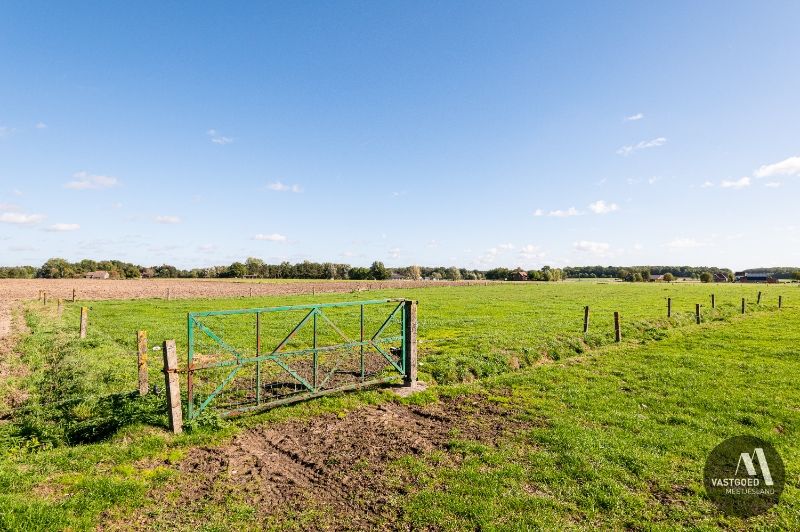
[720,176,751,189]
[647,176,661,185]
[64,171,119,190]
[155,215,181,224]
[624,113,644,121]
[617,137,667,156]
[254,233,287,242]
[207,129,233,145]
[197,244,216,253]
[665,237,704,249]
[267,181,303,193]
[0,126,14,138]
[588,200,619,214]
[700,181,714,188]
[0,203,20,211]
[573,240,610,256]
[497,243,514,251]
[426,240,439,248]
[765,181,782,188]
[388,247,401,259]
[518,244,546,260]
[46,223,80,232]
[539,207,582,218]
[754,156,800,179]
[35,122,48,129]
[0,212,45,224]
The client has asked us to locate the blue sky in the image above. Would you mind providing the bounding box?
[2,1,800,270]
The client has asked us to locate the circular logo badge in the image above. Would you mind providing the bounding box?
[704,435,785,517]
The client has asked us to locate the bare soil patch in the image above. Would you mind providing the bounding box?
[0,278,486,303]
[120,395,535,530]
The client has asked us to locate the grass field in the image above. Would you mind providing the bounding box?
[0,281,798,530]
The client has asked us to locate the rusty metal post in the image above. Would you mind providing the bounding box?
[614,311,621,342]
[403,300,418,385]
[162,339,183,434]
[137,331,148,395]
[79,307,88,338]
[583,305,590,334]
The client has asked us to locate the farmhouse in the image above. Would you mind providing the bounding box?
[84,270,110,280]
[509,268,528,281]
[649,274,665,282]
[713,273,728,282]
[736,272,777,283]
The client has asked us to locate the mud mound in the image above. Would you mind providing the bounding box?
[126,395,532,530]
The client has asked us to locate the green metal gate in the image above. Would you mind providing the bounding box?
[186,298,416,419]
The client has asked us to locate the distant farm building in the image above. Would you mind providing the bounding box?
[650,274,665,282]
[84,270,110,280]
[713,273,728,283]
[509,268,528,281]
[735,272,777,283]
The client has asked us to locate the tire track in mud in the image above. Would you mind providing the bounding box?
[121,395,540,530]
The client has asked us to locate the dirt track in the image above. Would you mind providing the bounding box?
[0,278,484,303]
[121,394,536,530]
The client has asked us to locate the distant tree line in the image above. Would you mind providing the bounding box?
[4,258,798,282]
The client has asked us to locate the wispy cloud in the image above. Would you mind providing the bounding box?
[64,171,119,190]
[207,129,234,145]
[700,180,714,188]
[155,215,181,224]
[720,176,751,189]
[617,137,667,156]
[0,212,45,224]
[765,181,782,188]
[46,223,80,232]
[254,233,287,242]
[588,200,619,214]
[573,240,610,256]
[266,181,303,193]
[754,156,800,178]
[518,244,546,260]
[388,247,401,259]
[0,203,20,211]
[0,126,15,138]
[534,207,582,217]
[35,122,48,129]
[665,237,704,249]
[624,113,644,121]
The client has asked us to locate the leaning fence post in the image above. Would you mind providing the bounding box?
[137,331,148,396]
[757,291,762,305]
[614,311,621,342]
[162,339,183,434]
[695,303,701,324]
[403,300,418,386]
[79,307,88,338]
[583,305,590,334]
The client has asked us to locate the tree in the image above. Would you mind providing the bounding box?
[348,267,370,280]
[699,272,713,283]
[37,258,76,279]
[662,272,674,282]
[445,266,462,281]
[245,257,264,277]
[226,262,247,278]
[633,272,643,282]
[369,261,389,280]
[408,265,422,280]
[793,271,800,281]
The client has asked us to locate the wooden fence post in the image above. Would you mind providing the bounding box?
[711,294,715,309]
[741,298,746,314]
[695,303,701,324]
[614,311,621,342]
[583,305,590,334]
[137,331,148,396]
[667,297,671,318]
[37,290,42,302]
[79,307,88,338]
[43,291,47,305]
[403,300,418,386]
[162,340,183,434]
[167,288,171,301]
[72,288,76,302]
[757,291,762,305]
[779,295,782,309]
[57,299,63,318]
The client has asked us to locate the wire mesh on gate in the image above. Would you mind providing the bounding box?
[186,299,410,418]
